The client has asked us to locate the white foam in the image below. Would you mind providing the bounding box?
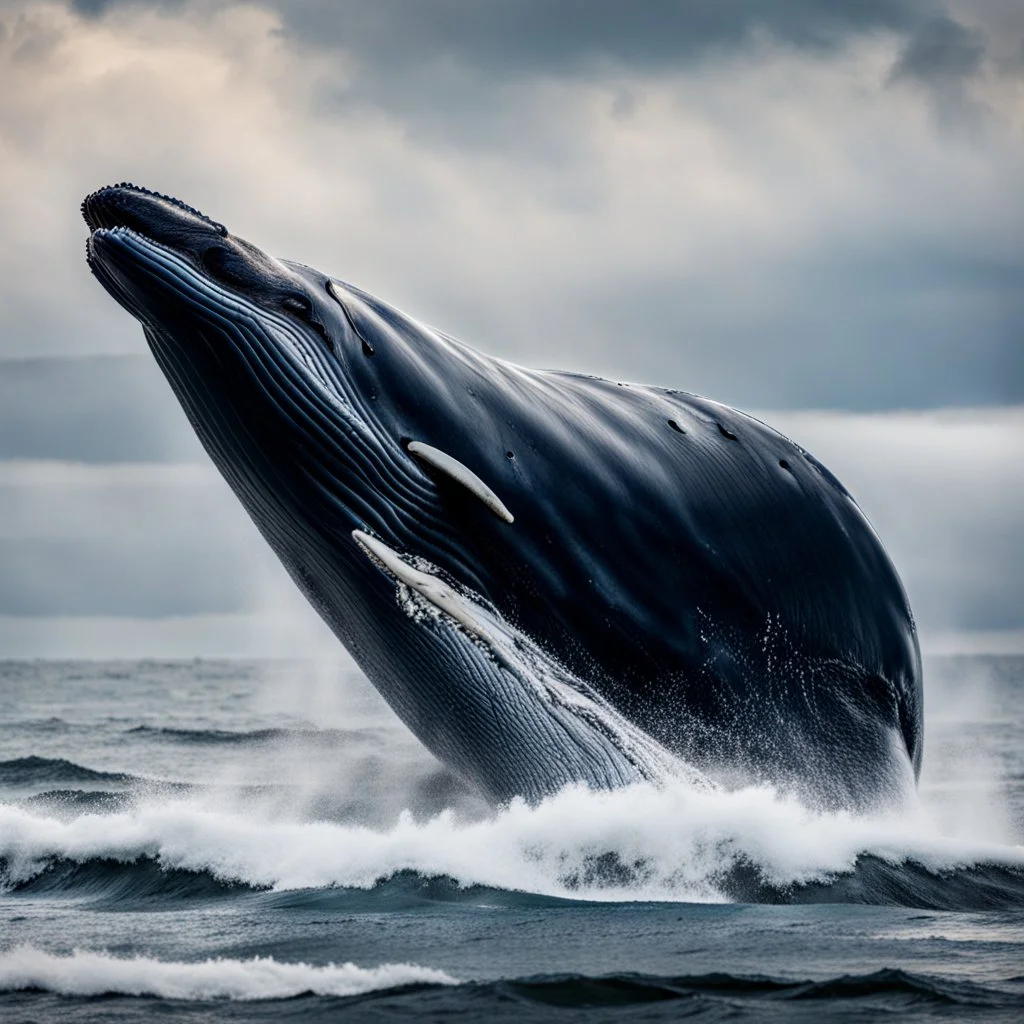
[2,780,1022,903]
[0,946,455,1000]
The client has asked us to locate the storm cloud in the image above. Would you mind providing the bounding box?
[0,0,1020,651]
[0,0,1021,406]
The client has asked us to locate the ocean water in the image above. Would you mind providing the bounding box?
[0,656,1022,1022]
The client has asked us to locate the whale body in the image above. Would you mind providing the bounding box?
[83,184,922,809]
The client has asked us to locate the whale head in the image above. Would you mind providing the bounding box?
[84,184,922,811]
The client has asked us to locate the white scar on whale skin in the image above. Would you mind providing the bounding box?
[352,529,501,652]
[352,529,711,790]
[406,442,514,524]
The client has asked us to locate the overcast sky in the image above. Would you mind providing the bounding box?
[0,0,1020,654]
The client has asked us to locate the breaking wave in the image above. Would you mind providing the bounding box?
[0,946,454,1000]
[1,947,1018,1016]
[2,779,1023,910]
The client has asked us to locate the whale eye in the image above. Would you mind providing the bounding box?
[281,293,330,342]
[282,294,313,317]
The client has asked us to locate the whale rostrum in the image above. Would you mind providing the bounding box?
[83,183,923,811]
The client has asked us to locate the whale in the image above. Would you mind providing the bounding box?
[83,183,922,810]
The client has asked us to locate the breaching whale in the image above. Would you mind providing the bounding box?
[83,184,922,810]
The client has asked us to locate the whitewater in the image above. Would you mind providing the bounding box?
[0,947,455,1000]
[3,779,1024,903]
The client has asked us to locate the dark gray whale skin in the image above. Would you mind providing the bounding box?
[83,184,922,810]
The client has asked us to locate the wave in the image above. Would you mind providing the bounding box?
[2,762,478,831]
[7,856,1024,914]
[123,724,384,746]
[2,781,1023,909]
[7,856,245,903]
[7,717,74,733]
[1,948,1016,1015]
[0,946,455,1000]
[494,968,1014,1011]
[0,756,139,788]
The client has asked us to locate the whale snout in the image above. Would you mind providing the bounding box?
[83,183,337,346]
[82,183,227,241]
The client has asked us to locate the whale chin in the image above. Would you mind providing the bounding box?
[83,183,923,812]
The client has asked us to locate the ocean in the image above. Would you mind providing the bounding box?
[1,655,1022,1021]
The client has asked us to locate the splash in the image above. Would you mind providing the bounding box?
[2,778,1022,904]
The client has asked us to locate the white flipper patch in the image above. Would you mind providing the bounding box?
[406,441,514,524]
[352,529,499,651]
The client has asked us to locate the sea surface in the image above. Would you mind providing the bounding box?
[1,655,1022,1021]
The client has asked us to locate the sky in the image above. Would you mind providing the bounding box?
[0,0,1021,656]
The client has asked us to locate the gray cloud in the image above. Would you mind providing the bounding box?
[0,462,266,615]
[269,0,929,73]
[269,0,943,160]
[0,410,1019,634]
[69,0,932,67]
[890,15,985,84]
[0,0,1020,410]
[0,357,200,461]
[0,538,246,614]
[887,14,993,126]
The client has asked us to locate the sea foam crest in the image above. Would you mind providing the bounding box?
[2,780,1023,902]
[0,946,455,1000]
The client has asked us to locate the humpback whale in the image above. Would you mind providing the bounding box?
[83,184,922,810]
